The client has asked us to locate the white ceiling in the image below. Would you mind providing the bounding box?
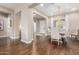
[0,3,32,10]
[34,3,79,16]
[33,12,45,20]
[0,3,79,16]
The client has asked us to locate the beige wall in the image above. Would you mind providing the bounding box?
[68,12,79,34]
[0,6,13,14]
[51,12,79,35]
[0,14,8,37]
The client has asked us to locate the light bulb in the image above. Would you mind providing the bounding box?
[40,4,44,7]
[72,8,76,11]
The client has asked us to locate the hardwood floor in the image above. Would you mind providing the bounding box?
[0,37,79,55]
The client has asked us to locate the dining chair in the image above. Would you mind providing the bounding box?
[51,29,62,46]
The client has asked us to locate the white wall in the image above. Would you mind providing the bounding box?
[50,12,79,35]
[10,7,34,43]
[34,9,48,35]
[50,15,69,36]
[0,15,8,37]
[9,6,22,39]
[9,13,15,39]
[20,7,33,43]
[11,7,79,43]
[0,6,13,38]
[39,20,46,34]
[35,19,46,34]
[12,12,21,39]
[36,20,40,34]
[68,12,79,34]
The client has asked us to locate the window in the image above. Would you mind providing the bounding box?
[53,18,65,31]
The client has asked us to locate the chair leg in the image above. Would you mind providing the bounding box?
[58,41,59,46]
[57,39,59,46]
[51,40,52,44]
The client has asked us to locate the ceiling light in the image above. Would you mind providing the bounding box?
[72,8,76,11]
[40,4,44,7]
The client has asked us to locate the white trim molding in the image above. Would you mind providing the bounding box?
[10,36,20,39]
[0,35,8,38]
[21,39,32,44]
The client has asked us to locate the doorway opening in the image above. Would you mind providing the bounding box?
[15,11,21,41]
[33,12,47,41]
[0,12,11,54]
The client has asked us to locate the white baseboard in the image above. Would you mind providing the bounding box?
[0,35,8,38]
[21,39,32,44]
[10,36,20,39]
